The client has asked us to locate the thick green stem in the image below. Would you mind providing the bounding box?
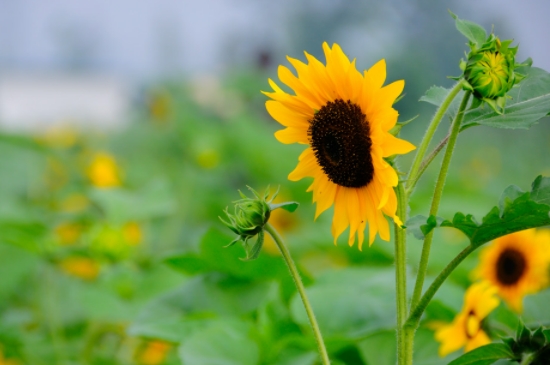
[405,245,475,329]
[409,90,472,311]
[394,182,408,365]
[406,81,464,195]
[264,223,330,365]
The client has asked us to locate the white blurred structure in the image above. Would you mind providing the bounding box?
[0,73,130,132]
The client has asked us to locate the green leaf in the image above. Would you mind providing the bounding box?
[290,267,412,339]
[270,201,299,213]
[447,343,514,365]
[163,227,287,279]
[407,176,550,247]
[419,86,451,106]
[462,67,550,130]
[406,215,443,240]
[178,318,259,365]
[449,10,487,47]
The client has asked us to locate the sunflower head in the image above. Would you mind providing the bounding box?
[434,281,500,357]
[473,229,550,312]
[220,187,298,260]
[263,42,415,249]
[460,34,526,113]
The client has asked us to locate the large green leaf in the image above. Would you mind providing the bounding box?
[178,318,260,365]
[290,268,411,340]
[447,343,514,365]
[164,227,288,280]
[407,176,550,247]
[128,273,273,341]
[462,67,550,130]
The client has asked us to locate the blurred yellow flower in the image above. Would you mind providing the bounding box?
[59,193,89,213]
[123,222,143,246]
[264,42,415,248]
[434,281,499,357]
[149,89,172,123]
[59,257,100,280]
[196,148,220,169]
[38,125,78,148]
[55,222,82,245]
[138,340,171,365]
[473,229,550,312]
[87,152,121,188]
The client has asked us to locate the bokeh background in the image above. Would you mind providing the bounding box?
[0,1,549,364]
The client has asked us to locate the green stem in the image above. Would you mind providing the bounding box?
[394,182,408,365]
[405,245,476,329]
[406,80,464,195]
[409,90,472,311]
[412,134,450,192]
[264,223,330,365]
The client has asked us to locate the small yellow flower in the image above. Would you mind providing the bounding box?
[434,281,500,357]
[55,222,82,245]
[87,152,121,188]
[138,340,171,365]
[473,229,550,312]
[59,257,100,280]
[123,222,143,246]
[264,43,415,248]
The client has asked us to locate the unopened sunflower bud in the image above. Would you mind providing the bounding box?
[220,186,298,261]
[461,34,525,113]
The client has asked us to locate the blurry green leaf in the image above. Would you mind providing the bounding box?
[447,343,514,365]
[462,68,550,130]
[449,10,487,47]
[406,176,550,247]
[270,201,299,213]
[89,179,176,222]
[129,274,274,341]
[0,243,40,299]
[290,268,411,339]
[419,86,451,106]
[0,221,46,252]
[164,227,287,279]
[178,318,259,365]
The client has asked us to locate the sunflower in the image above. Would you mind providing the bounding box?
[263,43,415,248]
[473,228,550,312]
[434,281,500,357]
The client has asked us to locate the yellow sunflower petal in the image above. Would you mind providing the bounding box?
[345,187,361,246]
[266,101,309,128]
[381,134,417,157]
[278,65,322,109]
[331,187,348,244]
[313,175,338,219]
[465,330,491,353]
[366,59,386,90]
[275,127,309,145]
[435,320,467,357]
[288,148,317,180]
[376,80,405,107]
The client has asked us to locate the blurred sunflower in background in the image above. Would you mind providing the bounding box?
[434,281,500,356]
[473,229,550,312]
[264,42,415,249]
[87,152,122,188]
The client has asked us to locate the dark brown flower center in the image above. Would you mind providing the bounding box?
[308,99,374,188]
[464,310,481,339]
[496,247,526,286]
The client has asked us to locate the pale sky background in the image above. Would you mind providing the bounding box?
[0,0,548,81]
